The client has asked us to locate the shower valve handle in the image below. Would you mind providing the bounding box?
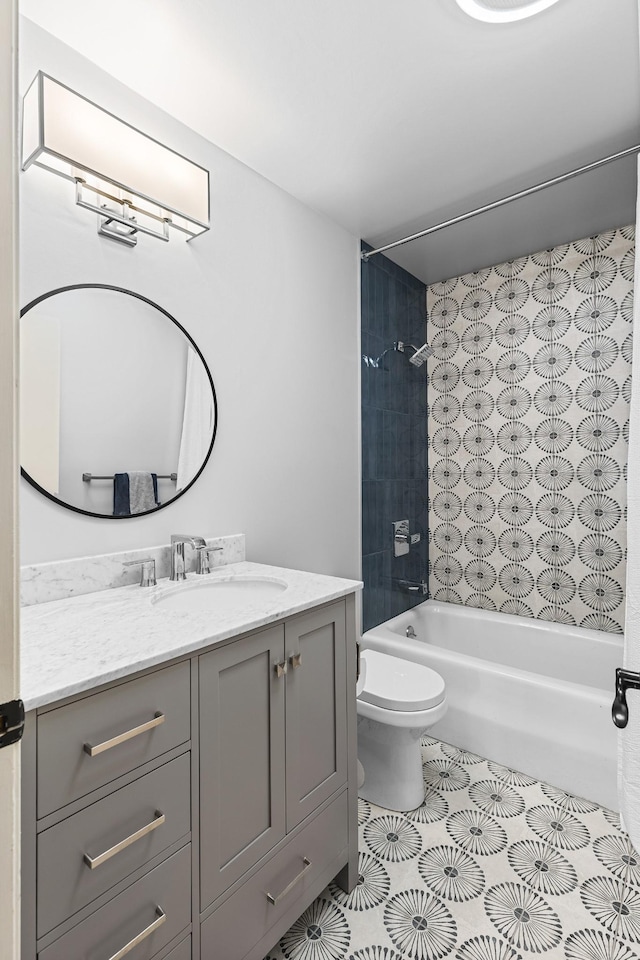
[395,532,421,545]
[393,520,421,557]
[612,668,640,729]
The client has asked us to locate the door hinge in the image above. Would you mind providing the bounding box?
[0,699,25,748]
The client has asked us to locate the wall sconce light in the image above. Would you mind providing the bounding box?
[22,72,210,247]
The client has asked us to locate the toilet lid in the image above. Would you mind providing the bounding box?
[359,649,445,712]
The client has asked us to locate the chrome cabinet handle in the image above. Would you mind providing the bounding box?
[83,712,165,757]
[275,661,288,679]
[266,857,312,905]
[288,653,302,670]
[83,810,165,870]
[106,906,166,960]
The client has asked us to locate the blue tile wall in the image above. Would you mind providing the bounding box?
[361,243,429,631]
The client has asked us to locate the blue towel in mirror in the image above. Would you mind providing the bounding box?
[113,473,130,516]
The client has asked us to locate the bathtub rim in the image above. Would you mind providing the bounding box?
[362,597,623,702]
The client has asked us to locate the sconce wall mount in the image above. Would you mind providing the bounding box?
[22,72,210,247]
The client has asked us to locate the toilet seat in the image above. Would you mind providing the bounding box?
[359,649,445,712]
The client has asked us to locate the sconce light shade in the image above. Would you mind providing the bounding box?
[22,72,210,245]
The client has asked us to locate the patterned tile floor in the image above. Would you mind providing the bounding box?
[264,737,640,960]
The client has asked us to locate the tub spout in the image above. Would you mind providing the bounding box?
[397,578,428,596]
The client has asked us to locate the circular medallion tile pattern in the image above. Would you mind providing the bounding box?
[469,780,526,819]
[564,928,639,960]
[526,805,591,851]
[507,840,578,895]
[593,834,640,887]
[330,853,390,912]
[423,759,471,792]
[358,798,372,826]
[418,845,485,901]
[405,786,450,825]
[455,935,523,960]
[426,226,632,633]
[441,743,485,765]
[280,899,350,960]
[486,762,538,788]
[364,815,422,862]
[267,735,640,960]
[383,888,457,960]
[446,809,508,856]
[580,876,640,941]
[484,882,562,952]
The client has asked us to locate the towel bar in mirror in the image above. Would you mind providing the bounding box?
[20,284,218,518]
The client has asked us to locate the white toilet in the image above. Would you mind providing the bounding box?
[357,648,447,811]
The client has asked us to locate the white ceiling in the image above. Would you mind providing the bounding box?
[20,0,640,282]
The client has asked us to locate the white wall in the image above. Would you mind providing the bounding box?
[19,18,361,581]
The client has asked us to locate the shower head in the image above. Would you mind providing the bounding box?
[408,343,433,367]
[395,341,433,367]
[364,340,433,370]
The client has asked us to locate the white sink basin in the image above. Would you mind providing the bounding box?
[151,575,288,613]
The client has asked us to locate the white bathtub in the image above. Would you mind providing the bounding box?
[361,599,623,810]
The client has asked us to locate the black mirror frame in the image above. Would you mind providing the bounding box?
[20,283,218,520]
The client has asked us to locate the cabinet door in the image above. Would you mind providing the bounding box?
[285,601,347,831]
[199,625,286,910]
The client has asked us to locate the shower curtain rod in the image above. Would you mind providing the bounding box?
[360,143,640,261]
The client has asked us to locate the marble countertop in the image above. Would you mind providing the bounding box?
[21,561,362,711]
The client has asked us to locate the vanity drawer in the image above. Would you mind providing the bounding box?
[37,661,191,817]
[38,844,191,960]
[37,753,191,937]
[200,791,348,960]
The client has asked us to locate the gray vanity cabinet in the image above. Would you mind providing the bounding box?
[22,661,194,960]
[284,603,347,830]
[199,601,348,911]
[199,623,287,909]
[22,592,358,960]
[199,599,354,960]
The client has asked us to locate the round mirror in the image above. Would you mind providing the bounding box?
[20,284,217,518]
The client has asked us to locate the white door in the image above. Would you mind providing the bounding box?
[0,1,20,958]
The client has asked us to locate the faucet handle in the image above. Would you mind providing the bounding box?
[195,545,223,575]
[124,558,157,587]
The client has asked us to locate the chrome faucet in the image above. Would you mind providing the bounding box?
[170,534,206,581]
[397,578,429,596]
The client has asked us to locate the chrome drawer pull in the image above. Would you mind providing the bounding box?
[83,712,165,757]
[106,906,166,960]
[83,810,165,870]
[289,653,302,670]
[266,856,312,905]
[275,661,288,679]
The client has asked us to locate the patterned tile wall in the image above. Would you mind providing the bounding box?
[426,225,635,633]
